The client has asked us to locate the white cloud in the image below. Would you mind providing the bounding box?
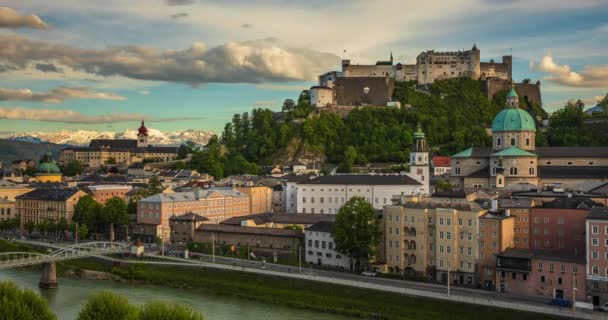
[0,7,47,29]
[0,106,202,124]
[0,86,126,103]
[530,55,608,88]
[0,35,339,84]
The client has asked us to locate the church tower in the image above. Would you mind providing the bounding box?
[137,120,149,148]
[495,156,505,189]
[409,123,430,195]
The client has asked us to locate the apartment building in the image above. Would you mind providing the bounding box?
[384,200,485,285]
[235,186,272,214]
[499,198,534,249]
[305,221,352,270]
[586,207,608,307]
[478,210,515,289]
[16,188,88,224]
[87,184,133,204]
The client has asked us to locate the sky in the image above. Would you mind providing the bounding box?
[0,0,607,135]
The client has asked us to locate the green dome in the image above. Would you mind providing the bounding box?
[36,152,61,174]
[413,123,425,139]
[492,108,536,132]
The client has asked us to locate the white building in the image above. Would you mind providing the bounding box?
[305,221,352,270]
[282,174,315,213]
[297,174,424,214]
[310,86,334,107]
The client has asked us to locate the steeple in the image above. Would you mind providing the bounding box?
[390,51,394,64]
[137,120,149,147]
[472,43,478,51]
[506,82,519,109]
[413,122,427,152]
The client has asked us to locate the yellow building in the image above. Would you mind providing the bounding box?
[16,188,87,224]
[34,152,63,183]
[235,186,273,214]
[384,200,485,285]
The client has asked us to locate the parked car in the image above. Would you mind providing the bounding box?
[549,298,571,308]
[599,303,608,312]
[361,271,377,277]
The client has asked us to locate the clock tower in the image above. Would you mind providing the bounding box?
[409,123,430,195]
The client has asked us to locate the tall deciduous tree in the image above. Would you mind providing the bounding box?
[103,197,129,226]
[73,195,99,229]
[332,196,380,271]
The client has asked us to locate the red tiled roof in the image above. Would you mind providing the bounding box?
[432,156,451,168]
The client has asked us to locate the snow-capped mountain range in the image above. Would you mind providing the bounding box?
[5,129,215,146]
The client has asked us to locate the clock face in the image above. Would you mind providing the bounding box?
[363,86,370,95]
[417,168,423,175]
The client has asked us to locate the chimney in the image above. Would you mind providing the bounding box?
[491,199,498,211]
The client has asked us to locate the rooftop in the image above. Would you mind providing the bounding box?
[431,156,451,168]
[140,188,247,203]
[587,207,608,220]
[492,146,536,157]
[498,198,535,209]
[221,213,334,226]
[536,147,608,158]
[539,197,603,210]
[451,147,493,158]
[169,212,209,222]
[401,201,482,211]
[16,188,82,201]
[498,248,585,264]
[196,224,302,237]
[538,166,608,179]
[299,174,421,186]
[305,221,335,233]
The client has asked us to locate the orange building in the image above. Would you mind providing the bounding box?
[478,209,515,289]
[236,186,273,214]
[87,185,133,204]
[499,198,535,249]
[137,188,250,240]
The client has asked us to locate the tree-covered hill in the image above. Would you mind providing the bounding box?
[0,139,68,165]
[186,77,607,178]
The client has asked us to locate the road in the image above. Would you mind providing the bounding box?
[8,238,602,319]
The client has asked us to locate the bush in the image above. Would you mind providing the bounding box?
[0,281,56,320]
[139,301,203,320]
[76,292,138,320]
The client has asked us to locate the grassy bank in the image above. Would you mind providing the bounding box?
[59,260,567,320]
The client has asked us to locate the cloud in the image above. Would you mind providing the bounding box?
[0,106,202,124]
[255,84,308,91]
[0,35,339,84]
[139,90,150,95]
[35,63,63,73]
[171,12,188,19]
[166,0,195,6]
[530,55,608,88]
[241,23,253,29]
[252,100,277,106]
[0,7,48,29]
[546,96,605,109]
[0,87,126,103]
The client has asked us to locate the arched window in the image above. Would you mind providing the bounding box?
[404,227,410,236]
[6,208,9,215]
[404,240,409,249]
[526,138,530,146]
[404,253,409,264]
[410,241,417,250]
[529,167,535,175]
[498,178,502,185]
[496,137,501,146]
[410,254,416,265]
[510,167,518,176]
[511,138,516,146]
[410,228,417,236]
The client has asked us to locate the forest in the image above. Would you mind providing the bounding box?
[185,78,608,178]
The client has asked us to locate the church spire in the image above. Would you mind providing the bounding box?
[390,51,393,64]
[506,81,519,109]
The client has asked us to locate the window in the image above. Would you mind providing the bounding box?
[468,219,472,227]
[447,218,451,225]
[549,264,554,272]
[592,266,599,275]
[454,167,461,175]
[538,262,543,271]
[467,247,472,255]
[439,218,444,225]
[558,278,562,285]
[592,251,599,259]
[497,137,501,146]
[529,167,534,175]
[314,240,319,248]
[572,266,578,274]
[458,218,463,226]
[446,232,451,240]
[509,167,518,175]
[592,226,598,234]
[540,276,545,283]
[592,238,599,246]
[308,239,312,247]
[510,138,516,146]
[560,265,566,273]
[526,138,530,146]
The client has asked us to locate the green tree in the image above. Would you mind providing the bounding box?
[61,160,84,176]
[174,160,186,170]
[332,196,380,271]
[103,197,129,226]
[77,223,89,240]
[139,302,204,320]
[435,180,454,192]
[148,175,162,194]
[76,292,138,320]
[0,281,56,320]
[281,99,296,112]
[73,195,99,229]
[24,221,35,234]
[106,157,117,165]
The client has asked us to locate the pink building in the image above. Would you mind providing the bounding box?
[137,188,250,240]
[496,249,586,302]
[586,207,608,307]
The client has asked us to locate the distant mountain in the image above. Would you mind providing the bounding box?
[5,129,215,146]
[585,105,605,114]
[0,139,70,166]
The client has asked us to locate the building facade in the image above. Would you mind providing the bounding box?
[478,210,515,289]
[59,121,179,168]
[496,249,586,301]
[16,188,88,224]
[235,186,272,214]
[586,207,608,307]
[87,185,133,204]
[137,188,250,240]
[305,221,352,270]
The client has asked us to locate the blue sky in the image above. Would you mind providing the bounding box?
[0,0,607,135]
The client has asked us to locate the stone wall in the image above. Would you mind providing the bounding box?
[484,79,542,107]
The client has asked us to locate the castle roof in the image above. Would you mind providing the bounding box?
[491,146,536,157]
[491,108,536,132]
[451,147,492,158]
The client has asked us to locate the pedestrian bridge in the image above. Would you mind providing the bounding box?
[0,241,130,288]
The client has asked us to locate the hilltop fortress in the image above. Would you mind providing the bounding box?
[309,45,541,115]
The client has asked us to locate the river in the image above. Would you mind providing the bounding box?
[0,269,351,320]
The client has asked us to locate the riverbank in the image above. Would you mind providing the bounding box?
[56,257,569,320]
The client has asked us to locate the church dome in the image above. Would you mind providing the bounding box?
[138,120,148,135]
[36,153,61,174]
[492,108,536,132]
